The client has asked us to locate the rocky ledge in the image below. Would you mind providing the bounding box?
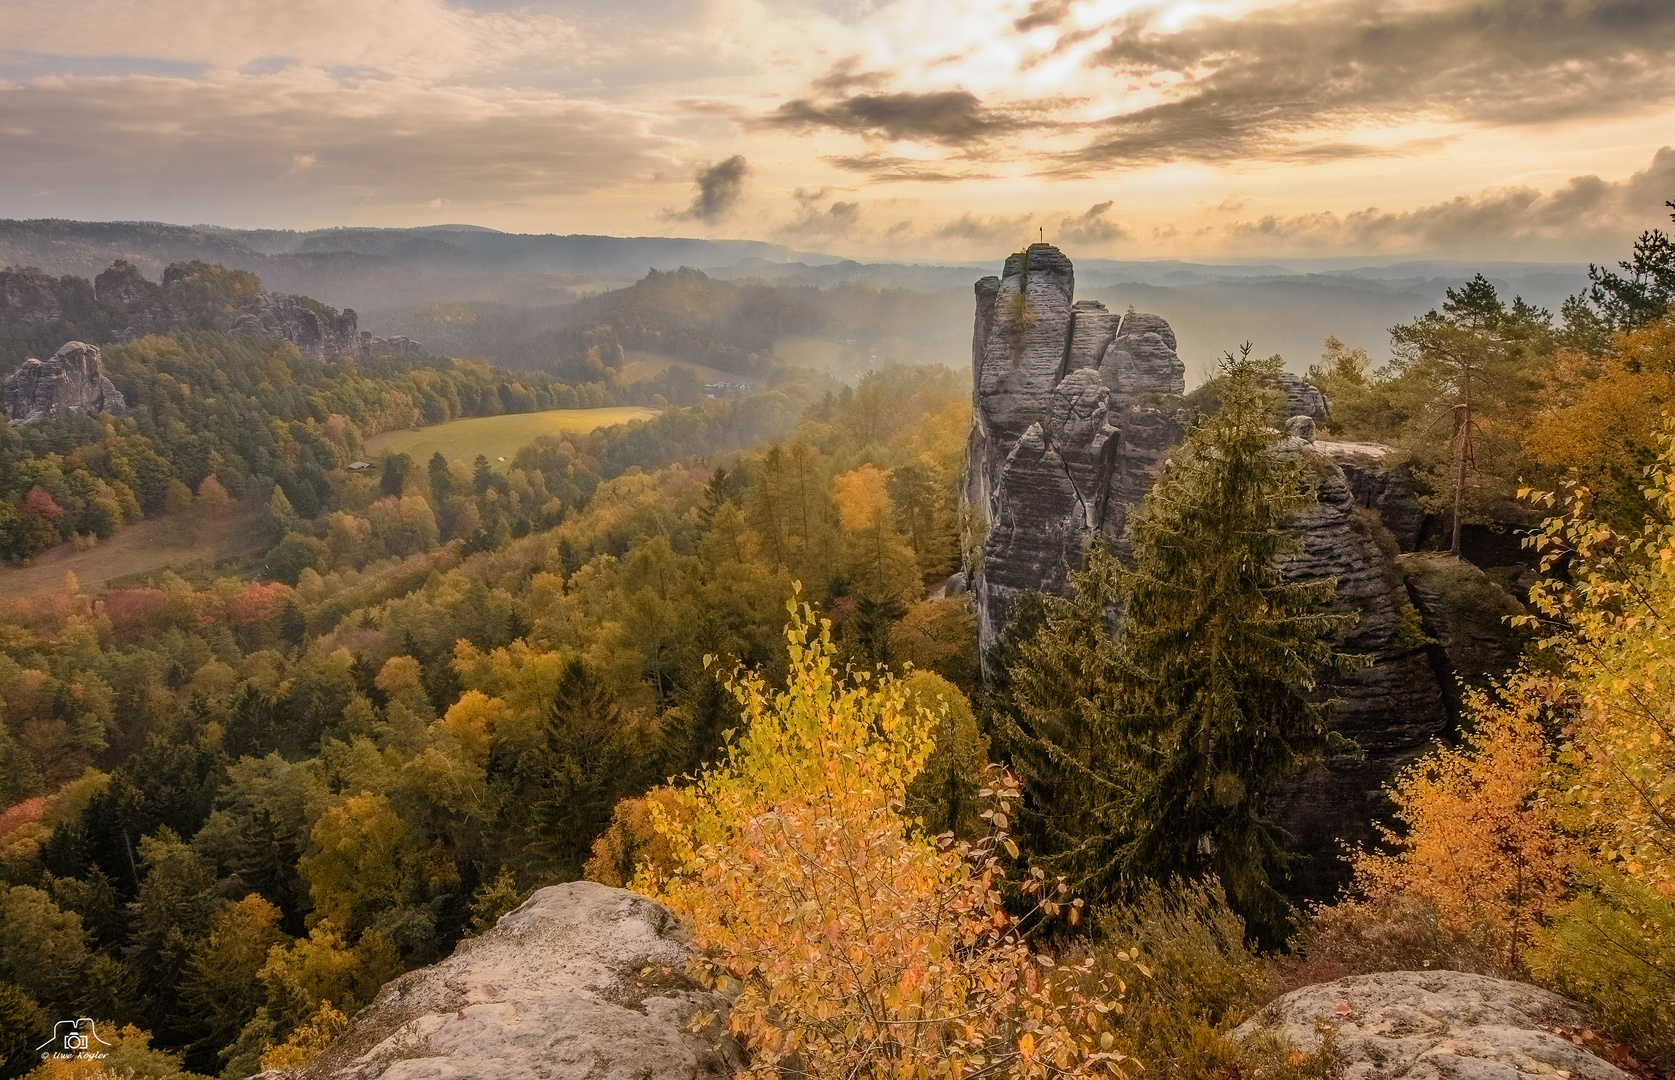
[1234,970,1629,1080]
[258,881,742,1080]
[3,340,126,424]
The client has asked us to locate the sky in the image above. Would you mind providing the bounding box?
[2,0,1674,262]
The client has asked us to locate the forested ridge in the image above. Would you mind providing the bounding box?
[0,257,838,564]
[4,206,1675,1080]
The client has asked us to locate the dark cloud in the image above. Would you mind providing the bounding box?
[1063,0,1675,168]
[810,59,889,95]
[767,90,1015,146]
[824,152,988,184]
[1053,201,1126,246]
[1218,146,1675,256]
[680,155,748,222]
[1014,0,1073,32]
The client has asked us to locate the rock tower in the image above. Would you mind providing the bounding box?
[961,243,1526,897]
[3,340,127,424]
[963,243,1187,651]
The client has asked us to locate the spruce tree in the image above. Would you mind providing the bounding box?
[522,660,646,878]
[1003,348,1358,940]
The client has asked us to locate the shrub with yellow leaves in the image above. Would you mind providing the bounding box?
[640,593,1135,1080]
[258,1001,350,1072]
[1349,672,1576,968]
[1509,422,1675,1059]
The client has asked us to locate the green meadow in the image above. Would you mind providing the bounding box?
[364,406,661,471]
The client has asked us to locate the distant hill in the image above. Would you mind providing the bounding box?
[0,218,1596,382]
[0,219,831,314]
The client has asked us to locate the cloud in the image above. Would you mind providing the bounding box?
[774,187,862,242]
[1060,0,1675,168]
[934,211,1035,245]
[825,152,987,184]
[1216,146,1675,257]
[1,0,588,80]
[766,90,1023,146]
[1053,201,1125,246]
[667,155,749,223]
[0,69,679,224]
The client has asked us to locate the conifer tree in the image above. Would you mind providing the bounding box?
[1003,348,1358,940]
[428,451,453,500]
[522,660,646,878]
[264,485,299,545]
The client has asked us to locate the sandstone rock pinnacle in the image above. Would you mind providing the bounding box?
[963,243,1187,652]
[3,340,127,424]
[960,244,1530,898]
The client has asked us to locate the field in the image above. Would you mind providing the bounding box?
[364,406,660,470]
[0,499,268,598]
[617,350,755,387]
[773,336,875,378]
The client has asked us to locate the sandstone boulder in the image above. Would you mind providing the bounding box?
[360,331,424,357]
[1279,371,1329,421]
[4,340,126,423]
[1233,970,1627,1080]
[259,881,741,1080]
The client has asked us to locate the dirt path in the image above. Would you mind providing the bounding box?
[0,501,269,598]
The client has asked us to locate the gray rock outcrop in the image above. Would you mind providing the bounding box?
[360,331,424,357]
[4,340,127,423]
[261,881,742,1080]
[963,244,1185,650]
[961,244,1528,898]
[1278,370,1329,421]
[231,293,362,359]
[1233,970,1627,1080]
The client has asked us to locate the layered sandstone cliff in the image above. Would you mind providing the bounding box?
[961,244,1525,896]
[962,244,1186,651]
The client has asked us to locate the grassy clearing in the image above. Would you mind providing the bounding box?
[774,336,873,378]
[364,406,661,471]
[0,500,268,597]
[617,351,755,386]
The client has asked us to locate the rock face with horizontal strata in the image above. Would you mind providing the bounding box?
[3,340,127,424]
[961,244,1530,898]
[260,881,743,1080]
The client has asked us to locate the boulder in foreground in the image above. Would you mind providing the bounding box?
[1233,969,1628,1080]
[261,881,742,1080]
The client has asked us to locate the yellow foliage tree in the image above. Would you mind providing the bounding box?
[1525,313,1675,513]
[1520,425,1675,897]
[832,464,921,605]
[438,689,506,768]
[641,597,1133,1080]
[300,792,420,933]
[1350,672,1576,964]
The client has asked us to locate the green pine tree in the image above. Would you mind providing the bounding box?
[263,485,299,545]
[0,715,43,805]
[521,660,647,879]
[1002,348,1359,941]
